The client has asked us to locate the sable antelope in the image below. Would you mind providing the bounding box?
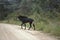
[18,15,35,30]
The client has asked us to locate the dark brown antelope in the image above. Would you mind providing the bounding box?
[18,15,35,30]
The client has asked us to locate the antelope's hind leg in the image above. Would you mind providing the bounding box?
[28,23,32,30]
[33,24,35,30]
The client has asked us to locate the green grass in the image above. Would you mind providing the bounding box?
[36,21,60,36]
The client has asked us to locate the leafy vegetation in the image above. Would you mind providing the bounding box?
[0,0,60,37]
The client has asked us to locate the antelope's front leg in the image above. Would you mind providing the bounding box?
[24,23,26,30]
[21,23,23,29]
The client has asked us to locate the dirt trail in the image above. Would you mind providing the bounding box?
[0,23,58,40]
